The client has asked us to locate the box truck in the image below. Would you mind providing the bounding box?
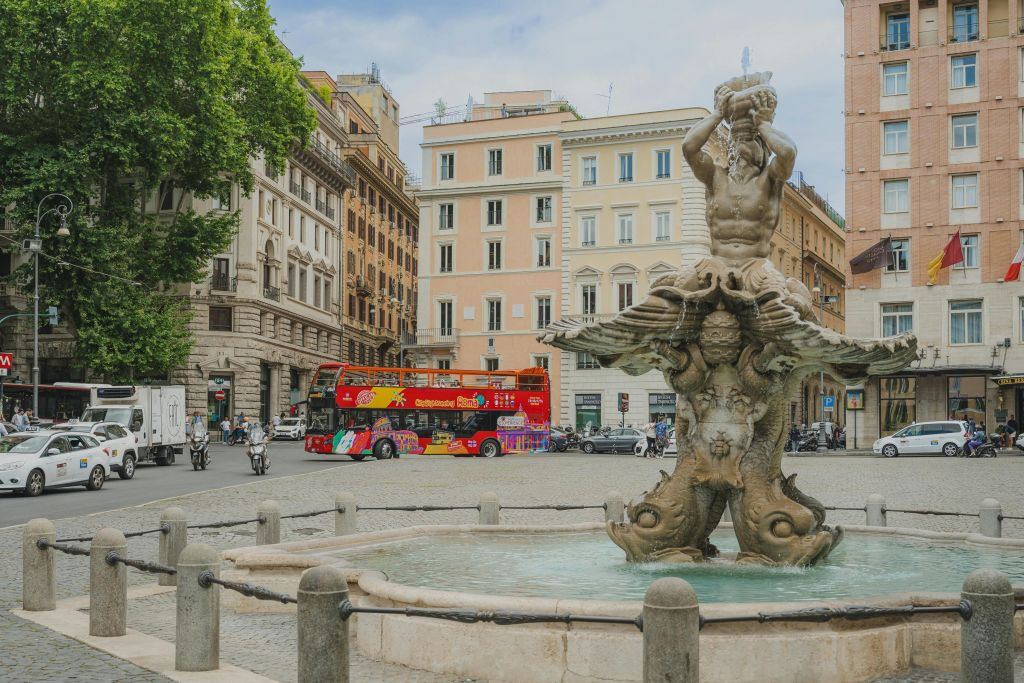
[81,385,187,465]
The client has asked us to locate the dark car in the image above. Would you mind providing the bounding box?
[548,428,569,452]
[581,428,644,454]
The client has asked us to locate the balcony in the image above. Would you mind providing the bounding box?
[325,205,335,219]
[879,34,910,51]
[263,285,280,302]
[581,240,596,247]
[948,27,979,44]
[308,135,357,187]
[618,238,633,245]
[404,327,460,348]
[301,189,312,204]
[582,178,596,186]
[656,235,671,242]
[355,276,373,296]
[289,181,301,197]
[211,272,237,292]
[561,313,616,325]
[315,199,335,219]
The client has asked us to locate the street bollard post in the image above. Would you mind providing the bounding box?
[979,498,1002,538]
[643,577,699,683]
[89,527,127,637]
[478,492,499,525]
[159,506,187,586]
[604,491,624,525]
[256,500,281,545]
[176,543,220,672]
[865,494,887,526]
[335,492,357,536]
[22,518,56,611]
[298,565,350,683]
[960,568,1014,683]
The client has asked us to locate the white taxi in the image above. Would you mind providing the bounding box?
[0,431,111,496]
[873,421,968,457]
[51,421,138,480]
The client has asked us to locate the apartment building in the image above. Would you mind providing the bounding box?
[413,91,575,405]
[844,0,1024,441]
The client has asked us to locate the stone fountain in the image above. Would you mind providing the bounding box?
[541,72,918,567]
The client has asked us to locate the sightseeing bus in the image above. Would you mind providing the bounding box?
[304,364,550,459]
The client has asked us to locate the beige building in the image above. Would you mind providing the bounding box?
[843,0,1024,442]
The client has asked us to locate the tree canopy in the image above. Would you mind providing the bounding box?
[0,0,315,380]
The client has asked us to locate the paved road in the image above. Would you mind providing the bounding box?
[0,440,357,528]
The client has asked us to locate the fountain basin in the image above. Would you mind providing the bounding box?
[222,523,1024,683]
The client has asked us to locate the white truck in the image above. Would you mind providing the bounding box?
[80,385,187,466]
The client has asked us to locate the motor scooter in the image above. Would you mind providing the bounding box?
[189,423,211,471]
[247,423,270,475]
[228,425,248,446]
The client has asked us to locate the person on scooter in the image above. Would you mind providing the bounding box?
[965,427,986,456]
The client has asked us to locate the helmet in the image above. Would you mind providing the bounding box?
[243,417,249,423]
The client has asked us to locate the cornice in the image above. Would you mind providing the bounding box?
[416,179,562,199]
[560,122,696,147]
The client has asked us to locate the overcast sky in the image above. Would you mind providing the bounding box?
[268,0,846,213]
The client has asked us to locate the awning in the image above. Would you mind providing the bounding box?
[878,364,1003,377]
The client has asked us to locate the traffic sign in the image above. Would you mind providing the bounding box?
[214,390,226,401]
[0,353,12,370]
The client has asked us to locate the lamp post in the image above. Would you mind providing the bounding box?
[812,263,827,454]
[29,194,73,416]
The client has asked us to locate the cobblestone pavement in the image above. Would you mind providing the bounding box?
[2,452,1023,681]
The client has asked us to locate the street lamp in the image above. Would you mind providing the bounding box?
[812,263,827,454]
[29,193,73,416]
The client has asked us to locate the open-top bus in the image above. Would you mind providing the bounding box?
[304,364,550,459]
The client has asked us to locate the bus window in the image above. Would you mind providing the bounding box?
[307,407,337,435]
[311,367,339,391]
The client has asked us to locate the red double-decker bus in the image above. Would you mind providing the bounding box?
[304,364,550,459]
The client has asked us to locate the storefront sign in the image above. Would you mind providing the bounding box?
[994,376,1024,386]
[845,389,865,411]
[648,393,676,407]
[575,394,601,407]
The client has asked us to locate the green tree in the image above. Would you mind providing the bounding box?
[0,0,315,380]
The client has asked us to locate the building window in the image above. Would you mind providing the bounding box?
[440,152,455,180]
[576,351,600,370]
[883,120,909,155]
[486,199,502,226]
[439,244,453,273]
[617,282,633,311]
[536,236,551,267]
[347,294,355,317]
[948,376,986,424]
[313,275,322,307]
[952,174,978,209]
[883,62,909,96]
[209,306,232,332]
[951,54,977,89]
[955,234,979,269]
[618,153,633,182]
[439,301,453,335]
[656,150,671,178]
[951,3,979,43]
[581,216,596,246]
[883,179,909,213]
[581,284,597,315]
[298,267,307,301]
[287,262,296,297]
[487,299,502,331]
[655,211,671,241]
[952,113,978,148]
[439,203,454,230]
[885,12,910,50]
[880,377,916,436]
[537,144,552,172]
[532,354,550,370]
[487,240,502,270]
[536,196,552,223]
[437,358,451,370]
[488,149,502,176]
[484,357,500,372]
[212,187,231,211]
[881,303,913,336]
[887,238,910,272]
[582,156,597,185]
[617,213,634,244]
[536,296,551,329]
[950,299,983,344]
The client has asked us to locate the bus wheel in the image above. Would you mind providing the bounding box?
[373,439,395,460]
[479,439,501,458]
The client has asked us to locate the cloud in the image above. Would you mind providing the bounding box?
[269,0,846,211]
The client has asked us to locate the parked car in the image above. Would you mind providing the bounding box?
[873,421,968,458]
[1016,433,1024,452]
[273,417,307,441]
[634,434,677,457]
[51,420,138,480]
[581,428,645,454]
[0,431,111,496]
[548,427,570,452]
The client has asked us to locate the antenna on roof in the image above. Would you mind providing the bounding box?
[370,62,381,83]
[595,82,613,116]
[465,95,474,122]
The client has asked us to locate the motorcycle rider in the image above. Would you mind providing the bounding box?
[965,425,987,456]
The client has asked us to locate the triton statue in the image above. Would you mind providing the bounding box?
[540,73,917,566]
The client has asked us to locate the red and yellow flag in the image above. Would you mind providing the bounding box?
[927,230,964,284]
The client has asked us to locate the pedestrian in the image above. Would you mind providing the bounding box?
[654,416,669,458]
[25,408,34,428]
[788,424,800,452]
[1006,414,1018,448]
[0,416,8,437]
[12,409,26,431]
[643,420,657,458]
[272,413,282,428]
[220,417,231,444]
[967,415,976,435]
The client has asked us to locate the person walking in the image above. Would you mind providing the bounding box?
[788,424,801,452]
[220,418,231,444]
[1005,414,1017,448]
[654,416,670,458]
[13,409,28,431]
[643,421,657,458]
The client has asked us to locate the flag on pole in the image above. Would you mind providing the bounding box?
[1004,242,1024,282]
[849,237,893,274]
[927,230,964,284]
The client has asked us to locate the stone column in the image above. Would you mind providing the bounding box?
[159,507,188,586]
[176,543,220,672]
[89,527,127,637]
[960,569,1014,683]
[865,494,887,526]
[22,518,56,611]
[979,498,1002,538]
[642,577,699,682]
[335,492,357,536]
[604,491,624,524]
[478,492,499,525]
[256,500,281,545]
[298,565,350,682]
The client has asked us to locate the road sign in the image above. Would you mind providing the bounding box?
[0,353,12,370]
[214,390,226,401]
[618,393,629,413]
[823,395,835,412]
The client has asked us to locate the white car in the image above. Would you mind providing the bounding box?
[873,421,968,458]
[273,417,307,441]
[51,421,138,480]
[0,431,111,496]
[634,434,678,457]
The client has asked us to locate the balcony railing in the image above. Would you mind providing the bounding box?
[618,176,633,183]
[582,178,596,186]
[301,189,312,204]
[404,327,459,347]
[619,238,633,245]
[325,205,335,219]
[561,313,616,325]
[263,285,280,302]
[289,181,301,197]
[879,34,910,51]
[948,27,980,43]
[656,235,671,242]
[581,240,596,247]
[308,135,356,187]
[211,272,237,292]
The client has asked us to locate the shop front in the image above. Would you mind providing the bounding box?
[648,393,675,426]
[207,375,232,429]
[993,375,1024,428]
[574,393,602,431]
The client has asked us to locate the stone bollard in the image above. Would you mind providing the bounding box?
[176,543,220,672]
[960,569,1014,683]
[159,507,188,586]
[478,492,499,525]
[865,494,887,526]
[643,577,699,683]
[90,527,127,637]
[22,518,56,611]
[979,498,1002,538]
[335,492,357,536]
[298,565,350,682]
[604,491,624,524]
[256,500,281,545]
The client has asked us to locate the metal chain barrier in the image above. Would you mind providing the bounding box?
[279,507,339,520]
[186,516,265,530]
[822,506,865,512]
[355,505,480,512]
[56,524,169,544]
[36,538,90,556]
[884,508,979,518]
[197,570,297,604]
[500,504,606,511]
[338,599,644,630]
[698,601,972,629]
[104,552,178,576]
